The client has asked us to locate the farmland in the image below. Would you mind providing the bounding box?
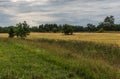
[1,32,120,45]
[28,33,120,45]
[0,33,120,79]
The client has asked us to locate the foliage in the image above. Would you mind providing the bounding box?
[98,28,104,33]
[62,24,73,35]
[0,27,9,33]
[16,21,30,38]
[0,16,120,33]
[52,27,58,33]
[104,15,114,24]
[87,23,96,32]
[97,15,116,31]
[8,26,15,38]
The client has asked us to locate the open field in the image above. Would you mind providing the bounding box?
[0,38,119,79]
[0,32,120,45]
[0,33,120,79]
[29,33,120,46]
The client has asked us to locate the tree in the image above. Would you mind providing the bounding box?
[87,23,96,32]
[52,27,58,33]
[104,16,114,24]
[115,24,120,31]
[73,26,84,32]
[8,26,15,38]
[62,24,73,35]
[98,16,115,31]
[16,21,30,39]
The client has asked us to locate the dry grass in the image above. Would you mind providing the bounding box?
[0,32,120,45]
[0,33,8,38]
[28,32,120,45]
[0,34,120,79]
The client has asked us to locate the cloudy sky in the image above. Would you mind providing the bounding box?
[0,0,120,26]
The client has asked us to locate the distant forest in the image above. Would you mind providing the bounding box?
[0,15,120,33]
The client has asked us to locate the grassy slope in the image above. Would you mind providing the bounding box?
[0,38,120,79]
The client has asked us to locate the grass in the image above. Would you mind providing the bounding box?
[0,38,119,79]
[37,39,120,65]
[1,32,120,45]
[0,32,120,79]
[29,32,120,46]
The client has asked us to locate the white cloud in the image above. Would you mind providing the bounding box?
[11,0,35,2]
[0,0,120,26]
[11,12,59,26]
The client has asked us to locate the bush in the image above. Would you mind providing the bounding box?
[62,24,73,35]
[16,21,30,39]
[8,26,15,38]
[52,27,58,33]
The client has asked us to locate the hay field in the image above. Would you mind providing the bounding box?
[0,32,120,45]
[28,32,120,45]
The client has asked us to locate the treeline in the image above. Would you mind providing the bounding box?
[0,27,9,33]
[1,23,120,33]
[26,16,120,33]
[0,16,120,34]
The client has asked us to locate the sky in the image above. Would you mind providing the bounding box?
[0,0,120,26]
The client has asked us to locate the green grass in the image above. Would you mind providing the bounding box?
[0,38,119,79]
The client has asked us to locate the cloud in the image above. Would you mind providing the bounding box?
[0,0,120,26]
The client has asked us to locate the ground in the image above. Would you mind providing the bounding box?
[0,33,120,79]
[1,32,120,45]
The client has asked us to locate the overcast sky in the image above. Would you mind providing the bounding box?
[0,0,120,26]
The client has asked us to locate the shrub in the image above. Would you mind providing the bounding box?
[8,26,15,38]
[62,24,73,35]
[16,21,30,39]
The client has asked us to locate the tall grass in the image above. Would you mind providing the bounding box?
[37,38,120,66]
[0,38,120,79]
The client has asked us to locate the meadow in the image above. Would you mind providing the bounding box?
[1,32,120,45]
[0,33,120,79]
[28,33,120,46]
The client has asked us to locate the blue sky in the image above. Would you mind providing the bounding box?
[0,0,120,26]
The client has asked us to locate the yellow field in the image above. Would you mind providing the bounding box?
[0,32,120,46]
[29,33,120,46]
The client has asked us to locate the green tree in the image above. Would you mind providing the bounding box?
[104,16,114,24]
[98,28,104,33]
[62,24,73,35]
[16,21,30,39]
[98,15,115,31]
[87,23,96,32]
[52,27,57,33]
[8,26,15,38]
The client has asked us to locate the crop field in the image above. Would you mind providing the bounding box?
[1,32,120,45]
[29,33,120,46]
[0,33,120,79]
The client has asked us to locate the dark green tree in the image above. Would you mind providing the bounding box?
[62,24,73,35]
[52,27,57,33]
[98,16,115,31]
[87,23,96,32]
[104,16,114,24]
[16,21,30,39]
[8,26,15,38]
